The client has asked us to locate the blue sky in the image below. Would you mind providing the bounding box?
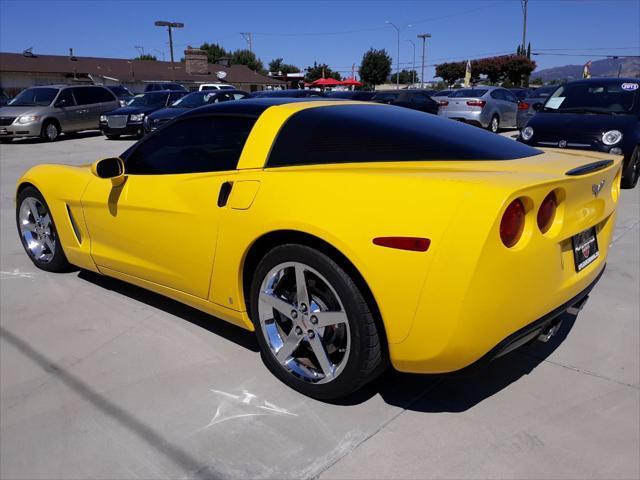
[1,0,638,81]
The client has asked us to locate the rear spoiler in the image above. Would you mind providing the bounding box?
[565,160,614,176]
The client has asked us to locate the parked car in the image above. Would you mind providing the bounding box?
[509,88,533,102]
[431,89,454,103]
[519,78,640,188]
[100,90,187,139]
[326,90,376,101]
[16,98,620,399]
[438,86,519,132]
[516,85,559,129]
[198,84,236,91]
[106,85,134,107]
[145,90,251,133]
[371,90,439,114]
[252,89,327,98]
[0,85,119,142]
[144,82,187,92]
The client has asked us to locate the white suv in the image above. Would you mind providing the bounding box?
[198,84,235,91]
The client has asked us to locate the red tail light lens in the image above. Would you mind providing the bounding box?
[537,191,557,233]
[438,100,448,106]
[466,100,486,107]
[373,237,431,252]
[500,199,525,247]
[518,101,530,110]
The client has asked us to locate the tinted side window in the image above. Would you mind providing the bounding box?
[126,116,258,175]
[73,87,106,105]
[490,90,503,100]
[93,87,117,103]
[55,89,76,107]
[267,105,541,167]
[503,90,518,102]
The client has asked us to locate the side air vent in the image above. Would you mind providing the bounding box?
[66,204,82,244]
[565,160,614,176]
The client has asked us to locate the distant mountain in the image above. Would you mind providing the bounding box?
[531,57,640,82]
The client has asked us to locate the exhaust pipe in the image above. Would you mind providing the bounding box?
[567,295,589,316]
[537,295,590,343]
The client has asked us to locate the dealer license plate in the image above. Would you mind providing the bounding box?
[572,227,599,272]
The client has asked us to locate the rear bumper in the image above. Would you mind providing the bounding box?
[438,109,490,128]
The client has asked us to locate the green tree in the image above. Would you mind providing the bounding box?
[359,48,392,87]
[503,56,536,87]
[135,54,157,61]
[435,61,466,85]
[305,62,341,82]
[390,69,419,84]
[230,49,265,73]
[268,58,300,75]
[199,42,228,64]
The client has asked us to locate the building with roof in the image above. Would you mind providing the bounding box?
[0,48,285,96]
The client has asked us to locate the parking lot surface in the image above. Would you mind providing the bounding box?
[1,133,638,479]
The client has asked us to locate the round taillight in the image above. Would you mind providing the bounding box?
[500,199,525,248]
[537,191,557,233]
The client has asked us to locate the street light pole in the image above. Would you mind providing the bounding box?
[520,0,528,52]
[417,33,431,89]
[406,40,416,86]
[154,20,184,80]
[386,21,400,90]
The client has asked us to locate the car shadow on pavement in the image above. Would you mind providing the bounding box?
[336,312,578,412]
[8,131,103,144]
[76,268,577,412]
[76,270,259,352]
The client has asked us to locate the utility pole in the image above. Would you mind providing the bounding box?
[241,32,253,53]
[521,0,528,52]
[417,33,431,89]
[406,40,416,86]
[386,21,400,90]
[134,45,145,57]
[154,21,184,80]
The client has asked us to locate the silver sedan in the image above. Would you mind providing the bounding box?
[438,86,519,132]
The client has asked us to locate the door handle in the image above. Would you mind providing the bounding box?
[217,181,233,207]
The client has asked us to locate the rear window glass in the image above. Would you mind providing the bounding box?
[267,104,541,167]
[449,89,488,98]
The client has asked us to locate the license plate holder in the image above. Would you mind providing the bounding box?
[572,227,599,272]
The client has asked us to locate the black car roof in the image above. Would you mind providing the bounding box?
[564,77,639,85]
[179,98,334,119]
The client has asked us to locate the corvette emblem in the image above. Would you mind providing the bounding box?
[592,180,605,198]
[558,140,567,148]
[581,241,591,258]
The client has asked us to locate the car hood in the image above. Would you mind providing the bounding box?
[0,106,43,117]
[527,112,638,136]
[147,107,188,121]
[106,105,159,115]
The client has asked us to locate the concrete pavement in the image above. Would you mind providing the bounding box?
[0,133,638,479]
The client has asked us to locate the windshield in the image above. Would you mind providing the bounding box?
[530,86,557,99]
[8,87,58,106]
[449,89,488,98]
[108,86,131,96]
[128,92,168,107]
[434,90,452,97]
[171,91,225,108]
[543,81,638,114]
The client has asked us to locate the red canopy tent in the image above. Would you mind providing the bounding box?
[340,77,364,87]
[311,77,342,87]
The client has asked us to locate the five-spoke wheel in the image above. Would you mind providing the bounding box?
[250,244,383,399]
[16,186,69,272]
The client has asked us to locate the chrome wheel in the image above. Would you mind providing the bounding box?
[490,116,499,133]
[257,261,351,384]
[18,197,56,263]
[45,123,58,141]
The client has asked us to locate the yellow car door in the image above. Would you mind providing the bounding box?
[81,114,257,299]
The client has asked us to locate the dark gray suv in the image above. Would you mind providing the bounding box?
[0,85,119,142]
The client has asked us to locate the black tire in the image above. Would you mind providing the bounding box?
[620,146,639,189]
[16,186,70,272]
[105,134,120,140]
[0,138,12,144]
[249,244,384,400]
[40,120,60,142]
[487,114,499,133]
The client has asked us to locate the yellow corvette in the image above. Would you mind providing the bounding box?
[16,99,621,399]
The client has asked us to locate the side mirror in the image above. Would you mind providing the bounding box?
[91,157,125,186]
[532,102,543,112]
